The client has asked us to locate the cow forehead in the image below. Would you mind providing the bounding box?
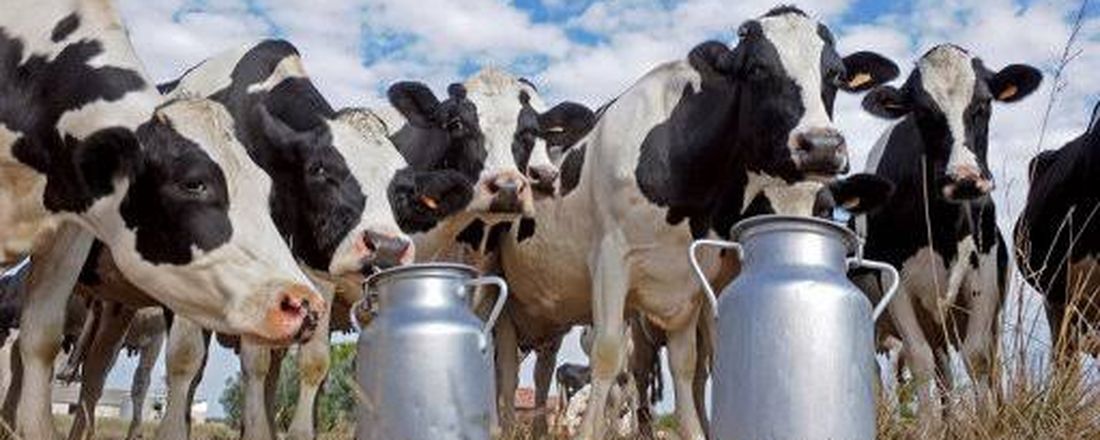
[327,118,405,188]
[918,46,976,114]
[155,100,266,192]
[758,14,826,81]
[465,69,546,170]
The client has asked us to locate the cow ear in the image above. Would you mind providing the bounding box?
[840,52,899,92]
[388,81,441,128]
[828,173,894,214]
[538,102,595,148]
[76,128,143,200]
[689,41,739,75]
[862,85,910,120]
[989,64,1042,103]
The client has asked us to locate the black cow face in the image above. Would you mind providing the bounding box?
[255,104,366,271]
[703,8,898,181]
[387,167,474,233]
[387,81,486,183]
[862,44,1041,201]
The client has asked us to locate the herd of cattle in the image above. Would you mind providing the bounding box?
[0,1,1097,439]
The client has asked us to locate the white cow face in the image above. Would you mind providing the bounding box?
[92,99,324,345]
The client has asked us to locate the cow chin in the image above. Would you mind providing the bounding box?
[793,149,849,177]
[942,178,994,202]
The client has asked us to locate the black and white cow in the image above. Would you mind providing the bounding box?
[0,0,321,342]
[1015,101,1100,356]
[858,44,1041,421]
[1,4,327,436]
[495,7,899,439]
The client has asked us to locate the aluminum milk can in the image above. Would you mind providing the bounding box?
[354,263,508,440]
[689,215,899,440]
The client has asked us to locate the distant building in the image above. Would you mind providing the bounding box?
[51,383,206,424]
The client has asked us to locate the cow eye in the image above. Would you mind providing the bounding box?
[179,180,207,196]
[309,163,326,177]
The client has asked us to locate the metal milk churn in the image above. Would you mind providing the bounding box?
[689,215,899,440]
[353,263,508,440]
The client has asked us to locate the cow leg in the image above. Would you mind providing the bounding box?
[126,323,164,440]
[240,342,278,440]
[890,285,941,431]
[532,336,561,438]
[579,238,628,440]
[57,299,100,383]
[493,312,520,436]
[694,314,712,438]
[154,318,209,440]
[287,273,335,440]
[68,302,134,440]
[0,334,14,406]
[667,307,705,440]
[1,333,21,425]
[960,249,1003,409]
[16,223,94,439]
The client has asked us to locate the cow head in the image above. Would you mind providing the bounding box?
[862,44,1041,201]
[253,103,415,277]
[108,99,323,345]
[742,172,895,219]
[388,71,595,216]
[699,7,898,180]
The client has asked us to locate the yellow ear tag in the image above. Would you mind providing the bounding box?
[847,72,873,89]
[420,196,439,210]
[998,85,1018,101]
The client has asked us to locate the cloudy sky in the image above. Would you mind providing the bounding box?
[105,0,1100,418]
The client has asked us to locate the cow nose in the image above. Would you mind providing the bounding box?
[265,284,326,344]
[793,128,848,173]
[363,231,412,270]
[527,165,559,194]
[487,172,528,213]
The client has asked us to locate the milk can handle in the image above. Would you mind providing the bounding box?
[688,239,744,318]
[465,276,509,338]
[847,258,900,322]
[349,288,378,333]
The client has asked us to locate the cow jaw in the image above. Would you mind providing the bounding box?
[742,172,826,216]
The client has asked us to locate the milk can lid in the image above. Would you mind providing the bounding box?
[728,215,861,255]
[363,263,480,288]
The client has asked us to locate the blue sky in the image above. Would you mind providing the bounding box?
[110,0,1100,419]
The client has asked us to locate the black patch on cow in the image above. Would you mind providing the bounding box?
[559,143,585,196]
[969,252,979,269]
[119,118,232,265]
[456,219,486,250]
[512,91,540,171]
[517,217,536,243]
[51,14,80,43]
[485,222,511,253]
[1,30,147,213]
[174,39,366,271]
[78,241,106,285]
